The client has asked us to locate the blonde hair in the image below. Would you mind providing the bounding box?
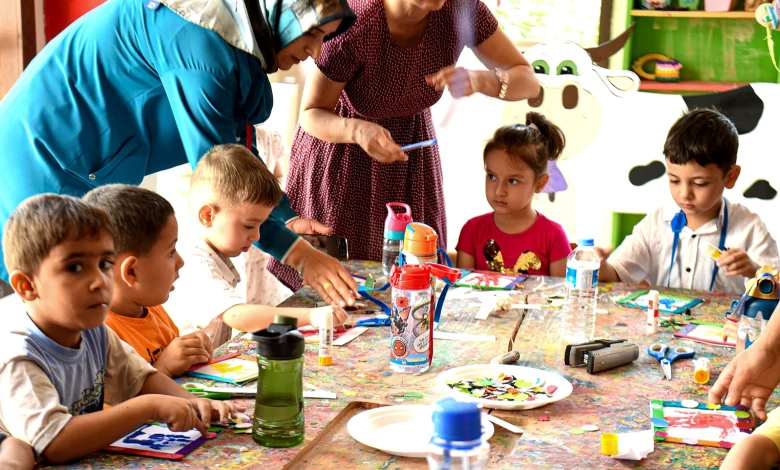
[84,184,174,256]
[190,144,283,209]
[3,194,114,275]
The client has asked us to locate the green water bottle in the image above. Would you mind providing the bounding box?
[251,315,305,447]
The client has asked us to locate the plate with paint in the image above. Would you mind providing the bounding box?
[438,364,573,410]
[346,404,494,458]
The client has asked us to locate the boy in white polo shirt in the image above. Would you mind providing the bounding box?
[597,109,778,295]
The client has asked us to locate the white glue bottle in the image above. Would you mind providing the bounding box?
[646,290,659,334]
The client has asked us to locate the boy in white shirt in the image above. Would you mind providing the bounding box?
[597,109,778,295]
[0,195,233,464]
[165,144,346,345]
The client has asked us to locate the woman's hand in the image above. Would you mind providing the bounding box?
[426,66,479,98]
[355,121,407,164]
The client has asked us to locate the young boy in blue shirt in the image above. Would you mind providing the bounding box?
[0,194,234,464]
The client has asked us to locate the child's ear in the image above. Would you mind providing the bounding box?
[724,165,741,189]
[535,174,550,193]
[198,205,215,228]
[10,270,37,301]
[119,255,139,288]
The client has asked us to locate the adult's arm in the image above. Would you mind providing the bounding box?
[709,303,780,420]
[470,27,539,101]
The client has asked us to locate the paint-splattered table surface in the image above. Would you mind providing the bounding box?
[56,261,779,469]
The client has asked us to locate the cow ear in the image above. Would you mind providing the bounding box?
[592,66,640,97]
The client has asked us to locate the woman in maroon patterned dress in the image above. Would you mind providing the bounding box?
[272,0,540,288]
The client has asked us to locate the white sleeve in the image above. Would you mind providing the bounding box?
[165,247,244,335]
[746,215,780,269]
[0,358,71,457]
[608,215,653,285]
[104,327,156,405]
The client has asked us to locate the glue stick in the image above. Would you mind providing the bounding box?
[646,290,659,334]
[490,350,521,365]
[318,311,333,366]
[694,358,710,384]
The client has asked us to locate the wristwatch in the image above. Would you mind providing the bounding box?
[494,68,509,99]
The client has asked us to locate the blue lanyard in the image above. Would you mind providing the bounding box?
[667,199,728,292]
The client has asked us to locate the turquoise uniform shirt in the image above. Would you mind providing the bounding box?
[0,0,299,282]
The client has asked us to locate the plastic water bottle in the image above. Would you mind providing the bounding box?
[383,203,412,274]
[738,315,766,349]
[251,315,305,447]
[560,238,600,344]
[427,398,490,470]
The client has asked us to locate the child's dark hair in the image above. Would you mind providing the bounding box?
[663,108,738,172]
[84,184,174,256]
[483,112,565,179]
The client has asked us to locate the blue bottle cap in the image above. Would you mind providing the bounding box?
[431,398,482,442]
[578,238,594,247]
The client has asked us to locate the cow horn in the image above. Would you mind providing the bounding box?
[584,23,635,63]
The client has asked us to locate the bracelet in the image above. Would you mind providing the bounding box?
[494,68,509,100]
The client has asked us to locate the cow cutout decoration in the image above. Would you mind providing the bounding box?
[503,27,780,241]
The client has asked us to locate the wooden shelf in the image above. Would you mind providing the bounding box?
[631,9,756,18]
[638,80,747,92]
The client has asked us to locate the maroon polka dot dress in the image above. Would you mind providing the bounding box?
[271,0,498,290]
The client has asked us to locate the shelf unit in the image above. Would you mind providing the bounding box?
[630,9,755,18]
[638,79,747,92]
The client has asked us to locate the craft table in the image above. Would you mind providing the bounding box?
[56,261,779,469]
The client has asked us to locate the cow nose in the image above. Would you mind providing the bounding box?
[562,85,578,109]
[529,87,544,108]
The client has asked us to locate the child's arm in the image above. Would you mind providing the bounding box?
[456,250,476,270]
[223,304,348,333]
[42,392,207,464]
[0,435,34,470]
[137,371,235,426]
[720,433,780,470]
[593,247,621,282]
[549,258,567,278]
[153,331,212,378]
[717,248,760,278]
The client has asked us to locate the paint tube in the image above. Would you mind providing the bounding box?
[318,311,333,366]
[646,290,659,334]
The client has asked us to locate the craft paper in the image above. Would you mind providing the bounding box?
[186,355,257,384]
[456,271,526,291]
[105,423,216,460]
[613,430,654,461]
[650,399,753,448]
[616,290,703,314]
[674,322,736,348]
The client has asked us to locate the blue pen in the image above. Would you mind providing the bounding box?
[401,139,437,151]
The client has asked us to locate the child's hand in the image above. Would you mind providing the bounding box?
[723,317,739,341]
[154,334,212,377]
[716,249,760,278]
[189,398,237,427]
[192,330,214,357]
[149,395,209,436]
[593,246,612,261]
[310,306,348,328]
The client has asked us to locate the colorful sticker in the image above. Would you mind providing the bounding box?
[389,288,433,368]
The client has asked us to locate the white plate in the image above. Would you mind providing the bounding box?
[346,405,494,458]
[437,364,573,410]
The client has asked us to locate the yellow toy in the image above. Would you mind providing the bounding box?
[631,54,683,82]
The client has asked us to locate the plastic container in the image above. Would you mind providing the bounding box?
[693,358,710,384]
[601,433,619,456]
[560,239,600,344]
[427,398,490,470]
[383,203,413,275]
[251,315,305,447]
[402,222,439,265]
[704,0,735,11]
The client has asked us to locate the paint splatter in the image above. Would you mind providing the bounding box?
[666,410,738,440]
[539,416,550,422]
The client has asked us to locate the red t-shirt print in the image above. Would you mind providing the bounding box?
[456,212,572,276]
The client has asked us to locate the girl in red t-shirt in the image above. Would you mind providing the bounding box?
[456,112,572,277]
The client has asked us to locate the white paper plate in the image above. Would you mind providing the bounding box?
[437,364,573,410]
[346,405,494,458]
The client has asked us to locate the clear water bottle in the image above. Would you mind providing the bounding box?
[427,398,490,470]
[251,315,305,447]
[560,238,600,344]
[383,203,412,274]
[738,314,766,349]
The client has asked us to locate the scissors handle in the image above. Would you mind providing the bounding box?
[182,382,204,392]
[647,343,669,362]
[667,346,696,363]
[356,316,391,327]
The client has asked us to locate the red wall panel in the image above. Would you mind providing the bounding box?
[44,0,105,41]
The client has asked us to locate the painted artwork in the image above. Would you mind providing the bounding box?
[674,321,736,348]
[105,423,217,460]
[616,290,703,314]
[455,271,527,291]
[186,355,257,384]
[650,400,753,448]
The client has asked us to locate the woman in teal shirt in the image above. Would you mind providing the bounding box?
[0,0,358,306]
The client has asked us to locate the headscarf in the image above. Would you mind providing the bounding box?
[246,0,356,73]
